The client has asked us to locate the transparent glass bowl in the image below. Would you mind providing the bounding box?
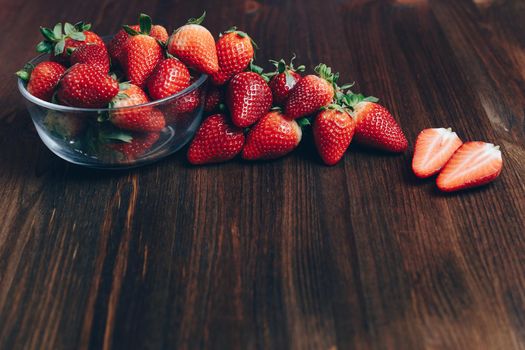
[18,53,207,169]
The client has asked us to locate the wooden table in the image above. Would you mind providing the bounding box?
[1,0,524,349]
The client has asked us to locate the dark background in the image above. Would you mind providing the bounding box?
[1,0,524,349]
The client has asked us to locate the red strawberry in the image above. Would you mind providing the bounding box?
[165,77,202,116]
[284,63,336,119]
[43,110,86,139]
[187,113,245,164]
[107,30,131,62]
[109,132,160,161]
[108,14,168,63]
[204,85,223,112]
[16,61,66,101]
[57,63,118,108]
[211,28,255,85]
[173,89,201,113]
[226,72,272,127]
[148,25,169,43]
[111,83,149,107]
[70,43,110,73]
[412,128,463,178]
[109,83,165,132]
[120,33,163,88]
[242,110,303,160]
[167,12,219,75]
[37,22,104,65]
[436,142,503,192]
[110,106,165,133]
[267,56,304,105]
[146,58,191,100]
[352,101,408,152]
[313,107,356,165]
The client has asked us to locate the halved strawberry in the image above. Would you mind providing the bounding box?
[412,128,463,178]
[436,142,503,192]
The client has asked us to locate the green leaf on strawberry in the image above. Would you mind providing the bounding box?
[69,31,86,41]
[36,41,52,53]
[53,23,63,38]
[54,40,66,55]
[64,22,75,35]
[139,13,152,35]
[40,27,56,41]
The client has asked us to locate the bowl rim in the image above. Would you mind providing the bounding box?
[17,52,208,113]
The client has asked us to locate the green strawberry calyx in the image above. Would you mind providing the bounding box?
[248,60,270,82]
[314,63,339,89]
[320,103,351,114]
[15,63,35,81]
[264,54,306,83]
[105,82,133,111]
[36,21,90,56]
[270,106,311,128]
[222,26,259,49]
[337,92,379,110]
[123,13,153,36]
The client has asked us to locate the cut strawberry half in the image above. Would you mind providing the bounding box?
[436,142,503,192]
[412,128,463,178]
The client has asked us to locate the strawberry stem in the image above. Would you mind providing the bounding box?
[188,11,206,25]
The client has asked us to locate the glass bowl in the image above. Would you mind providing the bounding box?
[18,53,207,169]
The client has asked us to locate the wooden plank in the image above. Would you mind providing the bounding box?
[0,0,523,349]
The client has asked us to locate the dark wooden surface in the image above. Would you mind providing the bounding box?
[1,0,524,349]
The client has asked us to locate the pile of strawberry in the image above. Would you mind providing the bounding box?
[188,59,409,165]
[16,12,408,165]
[17,13,503,191]
[17,14,212,133]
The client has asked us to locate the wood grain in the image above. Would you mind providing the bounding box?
[0,0,524,349]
